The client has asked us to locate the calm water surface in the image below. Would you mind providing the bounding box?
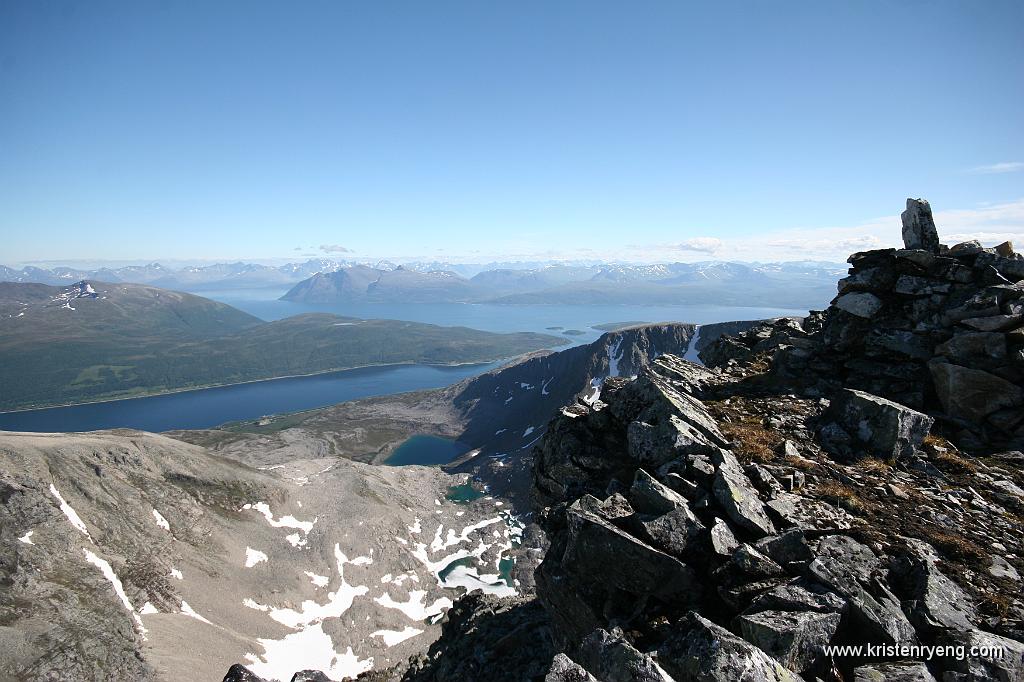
[1,289,809,434]
[0,363,500,433]
[384,434,470,466]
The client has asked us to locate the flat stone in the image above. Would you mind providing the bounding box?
[960,314,1023,331]
[935,332,1007,360]
[835,292,884,318]
[852,661,937,681]
[737,609,841,673]
[989,555,1020,581]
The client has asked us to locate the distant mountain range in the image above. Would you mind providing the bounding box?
[282,261,845,308]
[1,258,845,309]
[0,280,563,410]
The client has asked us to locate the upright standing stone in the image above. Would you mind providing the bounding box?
[901,198,940,253]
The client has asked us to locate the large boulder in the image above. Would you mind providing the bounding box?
[576,629,668,682]
[657,613,800,682]
[546,654,598,682]
[736,609,841,673]
[819,389,933,461]
[936,628,1024,681]
[808,535,917,646]
[562,505,701,600]
[888,539,976,634]
[929,359,1024,423]
[901,198,941,253]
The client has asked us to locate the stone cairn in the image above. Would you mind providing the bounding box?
[747,198,1024,451]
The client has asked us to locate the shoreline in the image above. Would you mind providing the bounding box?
[0,357,516,416]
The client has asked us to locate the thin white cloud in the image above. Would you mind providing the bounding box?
[671,237,723,254]
[320,244,354,254]
[967,162,1024,175]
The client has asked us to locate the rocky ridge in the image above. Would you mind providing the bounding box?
[293,199,1024,682]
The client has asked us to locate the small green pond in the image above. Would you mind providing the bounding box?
[445,482,486,504]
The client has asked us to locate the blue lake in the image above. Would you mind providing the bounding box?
[384,434,469,466]
[0,362,500,434]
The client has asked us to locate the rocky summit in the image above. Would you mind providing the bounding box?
[297,198,1021,682]
[7,200,1024,682]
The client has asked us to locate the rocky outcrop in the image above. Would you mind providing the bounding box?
[520,354,1017,681]
[702,198,1024,451]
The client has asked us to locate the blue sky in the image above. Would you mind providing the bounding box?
[2,1,1022,265]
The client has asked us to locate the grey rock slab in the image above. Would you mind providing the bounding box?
[935,332,1007,360]
[852,661,937,681]
[888,538,977,634]
[821,388,933,461]
[710,448,776,537]
[929,360,1024,422]
[835,292,884,318]
[629,468,690,516]
[563,506,701,600]
[737,608,841,673]
[809,535,917,646]
[545,653,599,682]
[657,613,800,682]
[938,628,1024,681]
[577,629,671,682]
[709,517,740,556]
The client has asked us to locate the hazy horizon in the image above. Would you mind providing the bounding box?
[3,2,1022,264]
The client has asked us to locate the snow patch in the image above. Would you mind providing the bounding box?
[245,547,269,568]
[245,625,373,682]
[371,626,424,647]
[18,530,34,545]
[83,549,146,634]
[374,590,452,621]
[180,600,213,625]
[151,509,170,531]
[50,484,91,538]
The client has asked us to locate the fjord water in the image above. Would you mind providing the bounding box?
[0,292,808,433]
[203,288,809,347]
[0,362,500,433]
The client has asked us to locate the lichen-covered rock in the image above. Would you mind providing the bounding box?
[736,609,841,673]
[545,654,598,682]
[657,613,800,682]
[852,661,937,681]
[819,388,933,461]
[709,448,776,537]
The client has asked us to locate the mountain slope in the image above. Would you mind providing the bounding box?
[0,281,564,410]
[0,429,530,681]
